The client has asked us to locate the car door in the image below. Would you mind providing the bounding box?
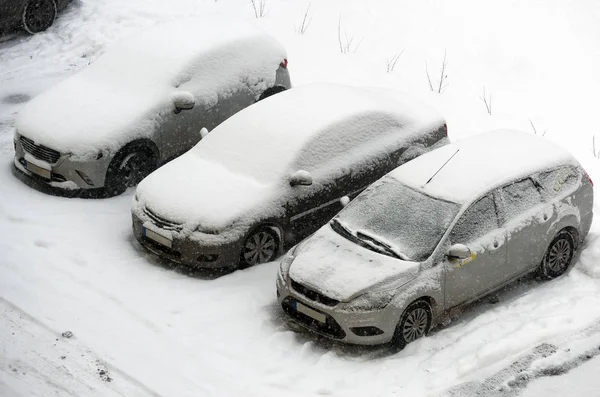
[498,177,552,279]
[443,193,507,309]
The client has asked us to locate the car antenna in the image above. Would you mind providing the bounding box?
[424,149,460,185]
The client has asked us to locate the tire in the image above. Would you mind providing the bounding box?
[539,231,574,279]
[240,227,279,267]
[257,85,287,102]
[391,300,432,351]
[22,0,57,34]
[105,144,157,197]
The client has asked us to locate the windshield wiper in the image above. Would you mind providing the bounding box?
[330,218,355,239]
[356,230,409,260]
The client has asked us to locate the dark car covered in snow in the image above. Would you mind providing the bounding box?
[277,130,594,348]
[131,83,448,269]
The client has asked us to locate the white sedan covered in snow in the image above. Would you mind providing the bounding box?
[132,83,448,269]
[13,17,291,196]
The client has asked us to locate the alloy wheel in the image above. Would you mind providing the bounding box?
[402,307,429,342]
[243,230,277,265]
[23,0,57,33]
[547,238,572,273]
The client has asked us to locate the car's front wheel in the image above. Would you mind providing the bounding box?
[240,227,279,267]
[105,143,158,197]
[391,300,432,351]
[539,230,575,279]
[22,0,57,34]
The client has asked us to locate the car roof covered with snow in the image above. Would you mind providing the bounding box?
[15,17,286,156]
[195,83,445,183]
[389,129,578,204]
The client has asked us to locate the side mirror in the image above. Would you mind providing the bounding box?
[289,170,312,187]
[172,91,195,114]
[448,244,471,260]
[340,196,350,207]
[200,127,209,139]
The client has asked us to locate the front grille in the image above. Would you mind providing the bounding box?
[143,207,183,232]
[20,136,61,164]
[282,297,346,339]
[291,279,340,306]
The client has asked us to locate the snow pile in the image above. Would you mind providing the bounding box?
[391,129,579,204]
[14,16,286,158]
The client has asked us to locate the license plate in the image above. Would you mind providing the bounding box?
[25,160,51,179]
[294,300,326,323]
[143,227,172,248]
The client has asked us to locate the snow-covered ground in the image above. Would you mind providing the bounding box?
[1,0,599,396]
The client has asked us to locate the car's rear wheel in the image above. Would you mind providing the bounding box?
[539,231,574,279]
[241,227,279,267]
[22,0,57,34]
[391,300,432,351]
[105,144,158,197]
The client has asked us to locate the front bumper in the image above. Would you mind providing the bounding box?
[14,135,111,190]
[276,272,398,345]
[132,208,243,268]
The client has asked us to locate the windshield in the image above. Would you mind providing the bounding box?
[332,179,460,262]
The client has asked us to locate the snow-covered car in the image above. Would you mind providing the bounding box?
[131,83,448,269]
[0,0,71,35]
[277,130,594,348]
[13,17,291,196]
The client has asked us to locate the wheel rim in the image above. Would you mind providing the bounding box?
[122,153,152,187]
[402,307,428,343]
[24,0,55,32]
[547,238,572,272]
[243,231,276,265]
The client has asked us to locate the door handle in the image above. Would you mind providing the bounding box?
[493,241,499,249]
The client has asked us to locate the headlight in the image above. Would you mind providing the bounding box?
[194,224,219,235]
[342,290,396,312]
[279,251,295,280]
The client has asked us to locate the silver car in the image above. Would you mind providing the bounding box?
[277,130,594,348]
[13,17,291,196]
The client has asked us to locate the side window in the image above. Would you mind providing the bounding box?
[538,167,579,197]
[501,178,543,221]
[450,194,499,244]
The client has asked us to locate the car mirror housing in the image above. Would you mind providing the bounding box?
[172,91,196,113]
[289,170,313,187]
[448,244,471,259]
[340,196,350,207]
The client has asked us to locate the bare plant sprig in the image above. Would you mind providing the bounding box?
[385,50,405,73]
[426,50,448,93]
[250,0,266,18]
[295,4,312,35]
[480,86,492,115]
[529,119,547,137]
[337,15,362,54]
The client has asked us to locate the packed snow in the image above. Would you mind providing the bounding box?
[14,16,287,157]
[1,0,600,396]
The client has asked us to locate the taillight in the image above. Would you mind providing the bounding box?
[585,171,594,187]
[280,59,288,69]
[443,123,448,137]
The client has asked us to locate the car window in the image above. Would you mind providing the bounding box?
[501,178,543,221]
[449,194,499,244]
[538,167,579,197]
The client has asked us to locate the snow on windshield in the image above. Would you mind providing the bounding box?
[336,179,460,261]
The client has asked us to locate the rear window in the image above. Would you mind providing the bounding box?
[538,166,579,197]
[501,178,543,221]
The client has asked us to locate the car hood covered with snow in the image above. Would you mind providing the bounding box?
[14,17,286,158]
[288,223,420,302]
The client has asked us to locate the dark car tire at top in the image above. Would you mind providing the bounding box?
[104,142,158,197]
[240,226,279,268]
[22,0,57,34]
[539,230,575,280]
[391,300,432,351]
[257,85,287,102]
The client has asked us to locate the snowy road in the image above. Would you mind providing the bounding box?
[1,0,600,396]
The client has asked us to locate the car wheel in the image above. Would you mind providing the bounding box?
[241,227,279,267]
[105,145,157,197]
[257,85,287,102]
[22,0,57,34]
[391,300,432,351]
[539,231,574,279]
